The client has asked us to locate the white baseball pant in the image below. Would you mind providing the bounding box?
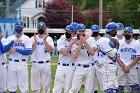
[31,62,51,93]
[96,62,118,92]
[69,66,95,93]
[53,65,75,93]
[0,63,6,92]
[7,62,28,93]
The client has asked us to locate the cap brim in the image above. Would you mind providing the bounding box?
[124,30,132,33]
[91,30,99,32]
[77,29,85,31]
[105,29,114,32]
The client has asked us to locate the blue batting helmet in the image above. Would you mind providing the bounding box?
[65,25,75,32]
[14,20,24,27]
[37,22,47,28]
[105,22,118,32]
[124,27,133,33]
[91,24,100,32]
[76,23,86,31]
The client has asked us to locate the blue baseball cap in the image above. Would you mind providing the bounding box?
[70,22,78,29]
[124,27,133,33]
[105,22,118,32]
[91,24,100,32]
[76,23,86,31]
[14,20,24,27]
[65,25,75,32]
[37,22,47,28]
[117,23,124,29]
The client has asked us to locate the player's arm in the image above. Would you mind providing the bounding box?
[60,39,77,56]
[3,40,14,53]
[32,34,37,52]
[0,40,3,54]
[3,38,23,53]
[16,38,32,55]
[128,44,140,69]
[104,39,117,59]
[72,41,81,59]
[43,40,53,53]
[117,56,125,68]
[72,45,81,59]
[15,48,32,55]
[127,56,140,69]
[112,38,119,50]
[117,56,130,73]
[43,34,53,53]
[32,41,37,52]
[84,41,96,56]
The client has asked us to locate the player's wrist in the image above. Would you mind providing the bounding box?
[121,65,125,68]
[43,39,46,42]
[76,46,81,51]
[34,40,37,44]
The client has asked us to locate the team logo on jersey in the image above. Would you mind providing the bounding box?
[120,48,136,53]
[13,42,25,47]
[37,42,44,45]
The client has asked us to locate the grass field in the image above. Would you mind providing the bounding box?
[7,57,102,93]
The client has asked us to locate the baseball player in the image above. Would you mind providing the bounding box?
[69,23,96,93]
[31,22,54,93]
[90,24,102,93]
[115,23,125,42]
[0,27,7,93]
[117,27,140,93]
[90,23,119,93]
[98,22,119,93]
[53,25,76,93]
[2,20,32,93]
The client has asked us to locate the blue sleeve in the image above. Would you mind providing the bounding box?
[16,48,32,55]
[0,41,3,54]
[3,40,14,53]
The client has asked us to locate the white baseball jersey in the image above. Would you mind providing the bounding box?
[31,35,54,61]
[118,39,140,66]
[71,37,96,64]
[0,38,7,63]
[57,35,75,64]
[94,37,116,63]
[6,34,31,93]
[4,34,32,60]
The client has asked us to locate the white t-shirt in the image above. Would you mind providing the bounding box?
[71,37,96,65]
[0,38,7,63]
[117,39,140,66]
[4,34,32,61]
[94,37,116,63]
[31,35,54,61]
[57,35,75,64]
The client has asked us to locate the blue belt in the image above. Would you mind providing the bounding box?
[33,61,50,64]
[78,63,94,68]
[58,63,74,66]
[10,59,26,62]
